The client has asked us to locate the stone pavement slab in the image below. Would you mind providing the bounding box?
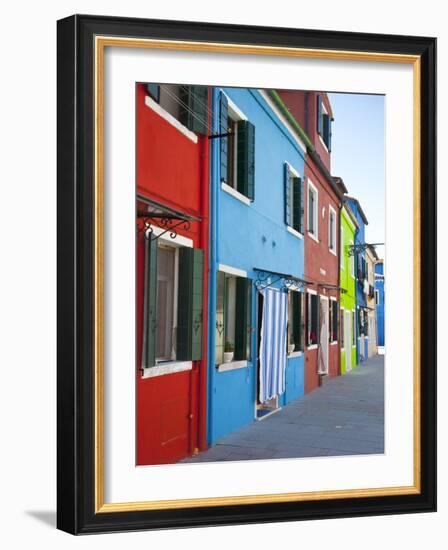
[181,354,384,463]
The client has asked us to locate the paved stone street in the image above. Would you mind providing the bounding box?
[182,354,384,463]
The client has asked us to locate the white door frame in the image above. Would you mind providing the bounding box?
[345,310,352,372]
[318,295,329,375]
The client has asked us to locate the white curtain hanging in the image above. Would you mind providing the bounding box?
[259,288,288,403]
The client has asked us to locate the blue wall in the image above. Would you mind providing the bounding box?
[208,88,306,444]
[375,262,385,347]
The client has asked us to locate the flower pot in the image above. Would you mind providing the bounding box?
[223,352,234,363]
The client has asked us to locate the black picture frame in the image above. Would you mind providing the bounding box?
[57,14,436,535]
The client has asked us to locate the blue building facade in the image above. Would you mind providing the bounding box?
[375,261,385,348]
[345,196,369,363]
[207,87,307,444]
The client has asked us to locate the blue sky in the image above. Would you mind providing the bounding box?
[328,92,385,260]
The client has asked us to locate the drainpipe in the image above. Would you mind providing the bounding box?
[206,88,219,446]
[197,88,211,452]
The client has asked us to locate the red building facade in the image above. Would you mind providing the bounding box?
[136,83,210,464]
[279,91,346,393]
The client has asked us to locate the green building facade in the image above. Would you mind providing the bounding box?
[340,204,358,374]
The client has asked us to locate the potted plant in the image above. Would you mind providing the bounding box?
[223,339,234,363]
[288,336,295,355]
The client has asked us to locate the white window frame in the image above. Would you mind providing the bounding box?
[318,100,330,152]
[141,230,194,378]
[328,205,337,256]
[155,243,179,363]
[220,96,251,206]
[306,288,319,350]
[285,161,303,238]
[329,296,338,345]
[351,310,357,347]
[340,225,345,268]
[307,179,319,243]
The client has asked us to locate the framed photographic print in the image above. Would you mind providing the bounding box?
[57,14,436,534]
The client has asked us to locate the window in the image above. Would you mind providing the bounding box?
[142,240,204,369]
[307,292,319,346]
[352,311,356,346]
[219,92,255,201]
[340,226,345,268]
[307,181,318,238]
[216,271,252,364]
[329,299,338,343]
[287,290,305,353]
[156,245,176,361]
[375,289,379,304]
[316,94,332,151]
[349,241,355,277]
[145,83,208,134]
[357,308,368,337]
[284,163,304,234]
[329,206,337,254]
[340,309,345,349]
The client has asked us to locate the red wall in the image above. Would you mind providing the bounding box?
[136,84,209,465]
[278,90,332,172]
[278,89,339,393]
[304,155,340,393]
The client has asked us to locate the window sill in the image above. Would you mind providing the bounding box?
[221,182,251,205]
[329,248,338,257]
[307,231,319,243]
[217,360,248,372]
[287,351,303,358]
[330,341,338,346]
[142,361,193,379]
[286,226,303,239]
[307,344,318,350]
[144,95,198,144]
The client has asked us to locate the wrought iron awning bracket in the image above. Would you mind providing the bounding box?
[348,242,384,256]
[137,216,191,242]
[254,268,307,292]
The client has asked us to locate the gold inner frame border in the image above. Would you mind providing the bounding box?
[94,35,421,513]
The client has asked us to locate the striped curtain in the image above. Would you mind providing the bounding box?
[259,288,288,403]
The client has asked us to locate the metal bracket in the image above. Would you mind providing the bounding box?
[348,242,384,256]
[137,215,191,242]
[208,131,235,140]
[254,268,307,292]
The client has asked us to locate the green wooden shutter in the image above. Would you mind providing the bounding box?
[177,248,204,361]
[300,177,305,234]
[179,85,208,134]
[292,177,302,232]
[235,277,253,361]
[237,120,255,201]
[215,271,225,364]
[146,83,160,102]
[142,238,158,368]
[220,92,228,184]
[284,163,291,226]
[317,95,323,135]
